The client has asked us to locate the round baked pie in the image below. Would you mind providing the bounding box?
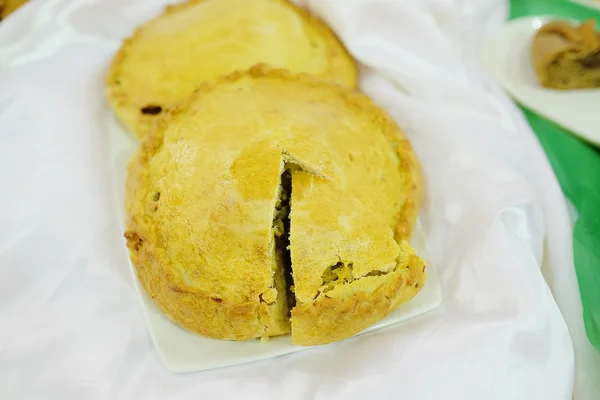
[106,0,357,139]
[124,66,425,346]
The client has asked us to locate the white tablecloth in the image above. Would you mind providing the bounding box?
[1,0,598,398]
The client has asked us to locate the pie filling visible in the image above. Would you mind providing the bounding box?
[272,166,295,318]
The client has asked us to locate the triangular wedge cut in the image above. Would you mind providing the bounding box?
[289,171,426,346]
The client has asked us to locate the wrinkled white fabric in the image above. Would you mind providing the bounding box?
[0,0,595,398]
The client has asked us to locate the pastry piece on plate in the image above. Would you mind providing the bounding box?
[106,0,357,139]
[124,66,423,343]
[531,19,600,89]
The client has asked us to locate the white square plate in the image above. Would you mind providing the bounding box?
[108,119,443,373]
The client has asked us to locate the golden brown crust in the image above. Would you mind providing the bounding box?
[291,276,404,346]
[531,19,600,89]
[126,138,289,341]
[125,230,276,340]
[289,172,425,346]
[125,67,423,342]
[105,0,357,139]
[383,120,424,241]
[168,63,422,239]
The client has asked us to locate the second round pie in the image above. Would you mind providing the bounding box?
[106,0,357,139]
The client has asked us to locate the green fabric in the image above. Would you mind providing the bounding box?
[508,0,600,351]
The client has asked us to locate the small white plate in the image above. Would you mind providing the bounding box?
[571,0,600,11]
[108,119,443,373]
[480,16,600,146]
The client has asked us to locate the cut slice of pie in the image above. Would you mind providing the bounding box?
[289,171,425,346]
